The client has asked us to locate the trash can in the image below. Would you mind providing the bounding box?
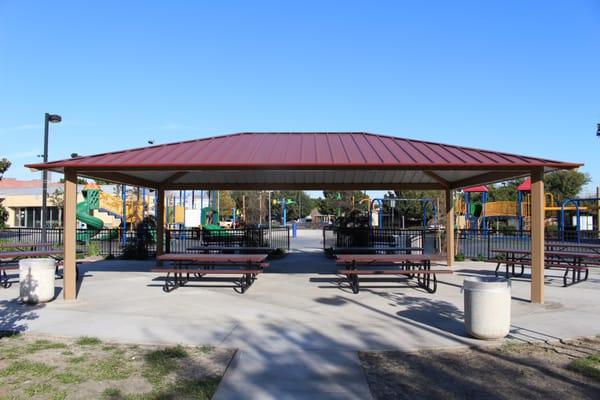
[463,277,511,339]
[19,258,56,304]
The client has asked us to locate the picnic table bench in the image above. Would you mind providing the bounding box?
[153,254,269,294]
[335,254,451,294]
[491,248,599,286]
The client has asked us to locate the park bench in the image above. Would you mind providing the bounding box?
[153,254,269,294]
[336,254,451,294]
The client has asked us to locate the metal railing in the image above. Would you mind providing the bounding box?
[323,226,442,254]
[456,228,600,259]
[165,226,289,253]
[0,226,290,256]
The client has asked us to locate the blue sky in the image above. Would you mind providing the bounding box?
[1,1,599,197]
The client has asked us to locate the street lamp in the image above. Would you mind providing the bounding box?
[41,113,62,242]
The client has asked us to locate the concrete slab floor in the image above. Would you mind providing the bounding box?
[1,229,599,399]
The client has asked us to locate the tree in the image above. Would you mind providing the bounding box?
[317,191,369,217]
[269,191,315,222]
[218,191,236,219]
[0,158,12,227]
[488,179,522,202]
[48,188,64,208]
[544,170,591,203]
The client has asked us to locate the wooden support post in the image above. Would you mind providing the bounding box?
[531,168,545,304]
[446,189,454,267]
[156,188,165,265]
[63,169,78,300]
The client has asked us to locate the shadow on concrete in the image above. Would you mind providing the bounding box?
[0,299,44,334]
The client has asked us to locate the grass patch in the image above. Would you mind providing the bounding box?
[87,353,133,381]
[568,353,600,381]
[55,371,84,384]
[0,360,55,377]
[50,391,68,400]
[75,336,102,346]
[68,355,88,364]
[25,383,54,396]
[102,387,122,399]
[26,339,67,353]
[143,345,189,386]
[152,377,221,399]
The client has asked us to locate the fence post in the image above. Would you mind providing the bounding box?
[287,226,290,250]
[165,229,171,254]
[487,231,491,260]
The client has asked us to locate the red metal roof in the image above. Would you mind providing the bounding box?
[26,132,581,190]
[463,185,488,193]
[28,132,580,170]
[517,178,531,191]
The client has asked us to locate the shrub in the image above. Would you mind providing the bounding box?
[122,216,157,260]
[454,253,466,261]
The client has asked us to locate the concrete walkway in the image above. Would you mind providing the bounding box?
[1,229,599,399]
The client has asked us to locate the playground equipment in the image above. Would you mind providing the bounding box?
[559,197,600,242]
[369,197,438,229]
[458,186,488,230]
[75,183,153,243]
[201,206,221,231]
[76,185,105,242]
[272,198,295,225]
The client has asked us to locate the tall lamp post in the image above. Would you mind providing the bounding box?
[41,113,62,242]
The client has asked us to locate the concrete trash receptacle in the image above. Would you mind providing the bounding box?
[463,277,511,339]
[19,258,56,304]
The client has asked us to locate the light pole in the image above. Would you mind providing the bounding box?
[41,113,62,242]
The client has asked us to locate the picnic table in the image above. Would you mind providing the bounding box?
[545,242,600,254]
[335,254,451,294]
[186,246,271,254]
[491,248,599,286]
[0,242,55,250]
[153,253,269,294]
[332,247,423,255]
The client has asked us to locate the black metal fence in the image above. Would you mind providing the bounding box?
[323,227,442,254]
[456,228,600,259]
[0,226,290,256]
[165,227,289,253]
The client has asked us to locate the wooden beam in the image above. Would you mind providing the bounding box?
[161,171,188,184]
[530,168,545,304]
[81,171,159,189]
[162,183,447,191]
[451,171,529,189]
[63,169,78,300]
[445,189,454,267]
[155,188,165,266]
[424,171,449,188]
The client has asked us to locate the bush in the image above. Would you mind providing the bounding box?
[454,253,466,261]
[122,216,157,260]
[87,242,100,257]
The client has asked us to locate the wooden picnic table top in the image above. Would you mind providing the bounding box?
[545,242,600,249]
[0,250,63,259]
[0,242,55,249]
[491,248,600,259]
[157,253,268,263]
[336,254,444,264]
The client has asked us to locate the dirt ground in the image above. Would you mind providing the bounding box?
[0,332,234,400]
[359,336,600,400]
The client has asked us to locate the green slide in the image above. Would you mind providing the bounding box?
[76,201,104,242]
[76,186,107,242]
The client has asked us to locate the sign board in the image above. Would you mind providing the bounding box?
[185,209,201,227]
